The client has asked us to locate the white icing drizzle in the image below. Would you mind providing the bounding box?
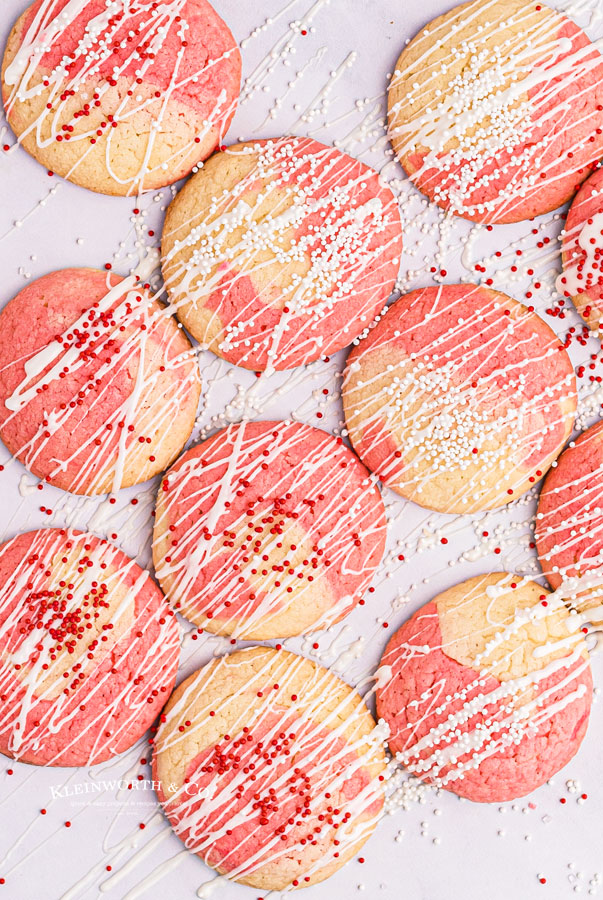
[535,420,603,606]
[381,576,592,791]
[343,283,576,511]
[162,136,401,374]
[155,648,387,890]
[0,528,179,765]
[0,268,199,495]
[557,210,603,298]
[153,420,386,637]
[3,0,240,193]
[388,0,603,221]
[1,0,603,894]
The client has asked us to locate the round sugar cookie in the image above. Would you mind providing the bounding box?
[0,268,201,495]
[161,136,403,372]
[1,0,241,195]
[376,574,592,802]
[153,646,385,891]
[342,284,576,514]
[153,421,387,639]
[536,420,603,613]
[388,0,603,224]
[0,528,180,766]
[557,166,603,330]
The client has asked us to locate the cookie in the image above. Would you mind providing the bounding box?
[0,268,201,495]
[153,421,387,639]
[161,136,403,372]
[0,528,180,766]
[342,284,576,513]
[536,420,603,613]
[2,0,241,195]
[388,0,603,224]
[376,574,592,802]
[557,166,603,330]
[153,646,385,891]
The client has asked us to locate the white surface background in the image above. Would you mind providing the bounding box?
[1,0,603,898]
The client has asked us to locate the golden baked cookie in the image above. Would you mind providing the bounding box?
[153,646,386,891]
[342,284,576,513]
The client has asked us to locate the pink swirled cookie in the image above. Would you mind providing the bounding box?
[0,528,180,766]
[0,268,201,495]
[153,646,385,891]
[153,421,387,639]
[1,0,241,195]
[342,284,576,514]
[161,137,403,372]
[376,574,592,802]
[536,420,603,613]
[557,166,603,329]
[388,0,603,224]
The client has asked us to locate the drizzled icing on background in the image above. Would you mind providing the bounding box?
[0,0,603,894]
[153,420,387,639]
[154,647,387,891]
[388,0,603,223]
[343,283,577,514]
[161,136,403,373]
[2,0,241,194]
[0,528,180,766]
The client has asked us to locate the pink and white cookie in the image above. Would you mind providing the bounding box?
[0,268,201,495]
[557,166,603,330]
[536,420,603,612]
[161,137,403,372]
[376,574,592,802]
[342,284,577,514]
[388,0,603,224]
[0,528,180,766]
[153,421,387,639]
[153,646,385,891]
[2,0,241,195]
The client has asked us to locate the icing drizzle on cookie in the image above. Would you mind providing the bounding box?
[0,528,180,766]
[3,0,240,194]
[153,420,386,639]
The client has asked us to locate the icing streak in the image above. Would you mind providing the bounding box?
[154,648,385,890]
[0,268,200,495]
[161,136,403,372]
[343,284,576,513]
[388,0,603,223]
[2,0,241,193]
[153,420,387,639]
[0,528,180,766]
[377,577,592,802]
